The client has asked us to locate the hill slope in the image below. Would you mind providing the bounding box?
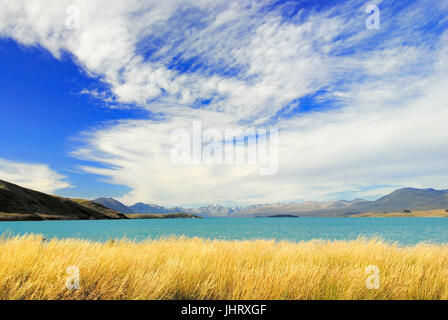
[70,198,128,219]
[0,180,126,221]
[93,198,134,214]
[365,188,448,212]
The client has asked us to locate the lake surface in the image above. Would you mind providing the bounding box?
[0,218,447,245]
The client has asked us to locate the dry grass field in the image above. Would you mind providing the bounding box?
[1,234,447,300]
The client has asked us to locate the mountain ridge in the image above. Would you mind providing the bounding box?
[93,198,134,214]
[96,187,448,217]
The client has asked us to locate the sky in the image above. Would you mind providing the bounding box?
[0,0,447,207]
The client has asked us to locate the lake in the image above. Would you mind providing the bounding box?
[0,217,447,245]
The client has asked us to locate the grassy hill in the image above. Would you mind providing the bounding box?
[70,198,127,219]
[0,179,203,221]
[0,179,126,221]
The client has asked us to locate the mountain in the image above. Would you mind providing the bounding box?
[365,188,448,212]
[186,205,238,217]
[229,200,371,217]
[128,202,184,214]
[231,188,448,217]
[0,179,127,221]
[127,203,237,216]
[93,198,134,214]
[33,186,448,219]
[126,188,448,217]
[123,200,367,217]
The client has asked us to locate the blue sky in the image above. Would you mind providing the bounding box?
[0,0,447,206]
[0,39,136,198]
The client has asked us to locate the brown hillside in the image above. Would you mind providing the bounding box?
[0,179,126,221]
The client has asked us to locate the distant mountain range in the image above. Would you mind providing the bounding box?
[2,177,448,220]
[129,202,186,214]
[94,187,448,217]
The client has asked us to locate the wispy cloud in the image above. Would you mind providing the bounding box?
[0,158,71,193]
[1,0,447,205]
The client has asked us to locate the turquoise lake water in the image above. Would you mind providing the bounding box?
[0,218,447,245]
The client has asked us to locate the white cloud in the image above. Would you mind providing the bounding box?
[1,0,447,205]
[0,158,71,193]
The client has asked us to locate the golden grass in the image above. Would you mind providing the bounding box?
[1,234,448,300]
[356,209,448,217]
